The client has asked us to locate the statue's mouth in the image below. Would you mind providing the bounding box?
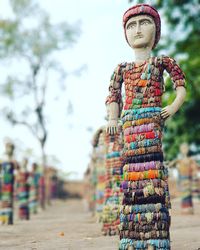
[135,35,143,39]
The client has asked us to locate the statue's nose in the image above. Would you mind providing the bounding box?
[136,23,141,34]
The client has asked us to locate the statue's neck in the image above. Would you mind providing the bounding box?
[134,47,152,64]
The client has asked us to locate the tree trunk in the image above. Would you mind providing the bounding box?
[39,143,46,210]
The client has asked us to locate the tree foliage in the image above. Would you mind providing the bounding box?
[0,0,80,165]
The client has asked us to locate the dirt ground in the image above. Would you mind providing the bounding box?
[0,198,200,250]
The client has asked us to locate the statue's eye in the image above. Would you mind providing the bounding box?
[141,20,150,25]
[127,23,136,29]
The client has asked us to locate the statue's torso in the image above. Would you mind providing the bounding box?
[122,58,164,111]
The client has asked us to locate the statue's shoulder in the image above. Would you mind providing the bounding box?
[158,55,177,65]
[119,62,128,67]
[113,62,128,76]
[118,61,133,73]
[153,55,165,65]
[118,62,128,70]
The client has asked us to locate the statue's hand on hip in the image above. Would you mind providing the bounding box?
[106,120,118,135]
[161,105,175,120]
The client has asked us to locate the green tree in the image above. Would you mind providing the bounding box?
[0,0,80,166]
[155,0,200,158]
[128,0,200,158]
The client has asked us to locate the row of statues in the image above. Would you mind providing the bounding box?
[85,4,199,250]
[0,140,59,225]
[85,124,200,247]
[84,118,124,236]
[168,143,200,215]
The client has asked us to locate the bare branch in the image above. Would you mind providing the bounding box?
[6,112,40,141]
[35,104,47,147]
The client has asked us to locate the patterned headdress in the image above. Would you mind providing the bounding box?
[123,4,161,49]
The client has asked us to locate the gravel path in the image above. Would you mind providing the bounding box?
[0,199,199,250]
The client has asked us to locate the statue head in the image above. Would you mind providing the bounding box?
[32,162,38,172]
[5,141,15,157]
[180,142,189,156]
[123,4,161,50]
[21,157,28,171]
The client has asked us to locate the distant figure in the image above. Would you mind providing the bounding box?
[92,126,107,221]
[16,157,30,220]
[39,171,46,210]
[83,165,92,212]
[102,105,124,236]
[169,142,200,214]
[45,167,56,205]
[0,140,18,225]
[51,170,58,199]
[102,124,123,236]
[28,163,40,214]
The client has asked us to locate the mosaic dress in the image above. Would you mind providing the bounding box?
[90,156,98,213]
[28,172,38,214]
[0,161,15,224]
[106,56,185,250]
[177,158,200,213]
[17,171,30,220]
[190,159,200,200]
[94,129,107,220]
[39,174,45,209]
[102,128,123,235]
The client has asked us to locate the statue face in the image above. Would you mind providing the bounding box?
[180,143,189,156]
[5,143,14,156]
[21,158,28,172]
[125,15,156,49]
[32,163,38,172]
[22,158,28,167]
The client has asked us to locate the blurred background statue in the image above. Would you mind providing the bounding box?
[28,163,40,214]
[168,142,200,214]
[101,106,124,236]
[16,157,30,220]
[0,140,18,225]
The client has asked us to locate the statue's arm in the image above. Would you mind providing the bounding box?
[106,102,120,135]
[105,64,124,135]
[167,158,179,168]
[161,56,186,120]
[161,86,186,119]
